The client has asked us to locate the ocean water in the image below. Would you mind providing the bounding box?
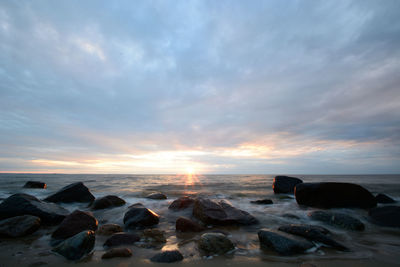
[0,174,399,266]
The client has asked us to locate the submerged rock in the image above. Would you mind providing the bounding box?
[295,182,376,209]
[103,232,140,247]
[44,182,95,203]
[52,230,95,261]
[91,195,125,210]
[273,176,303,194]
[198,233,235,255]
[258,229,314,255]
[0,193,69,225]
[169,196,195,210]
[369,206,400,228]
[0,215,41,237]
[97,224,123,235]
[143,228,167,243]
[123,203,159,229]
[176,217,205,232]
[375,194,396,204]
[308,210,365,231]
[150,250,183,263]
[146,192,167,200]
[52,210,98,240]
[102,248,132,259]
[23,181,47,189]
[251,199,273,205]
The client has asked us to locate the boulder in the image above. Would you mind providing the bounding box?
[198,233,235,255]
[23,181,46,189]
[308,210,365,231]
[44,182,95,203]
[273,176,303,194]
[97,224,123,235]
[295,182,376,209]
[258,229,314,255]
[150,250,183,263]
[123,203,159,229]
[91,195,126,210]
[146,192,167,200]
[103,232,140,247]
[369,206,400,228]
[0,193,69,225]
[176,217,205,232]
[193,198,258,225]
[169,196,195,210]
[143,229,166,243]
[52,230,95,260]
[0,215,41,237]
[52,210,98,240]
[250,199,273,205]
[102,248,132,259]
[375,194,396,204]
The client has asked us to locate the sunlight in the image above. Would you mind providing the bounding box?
[186,166,195,175]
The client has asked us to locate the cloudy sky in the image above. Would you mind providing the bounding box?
[0,1,399,174]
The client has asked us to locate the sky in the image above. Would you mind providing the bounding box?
[0,0,400,174]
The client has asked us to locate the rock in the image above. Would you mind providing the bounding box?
[103,232,140,247]
[193,198,258,225]
[282,214,300,220]
[0,194,69,225]
[123,203,159,229]
[143,228,166,243]
[278,224,348,251]
[308,210,365,231]
[102,248,132,259]
[375,194,396,204]
[91,195,126,210]
[176,217,205,232]
[97,224,123,235]
[52,210,98,240]
[198,233,235,255]
[150,250,183,263]
[369,206,400,228]
[23,181,46,189]
[251,199,273,205]
[52,230,95,260]
[258,229,314,255]
[44,182,95,203]
[146,192,167,200]
[169,196,195,210]
[295,182,376,209]
[273,176,303,194]
[0,215,41,237]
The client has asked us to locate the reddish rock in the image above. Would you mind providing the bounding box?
[102,248,132,259]
[52,210,98,240]
[176,217,204,232]
[169,196,195,210]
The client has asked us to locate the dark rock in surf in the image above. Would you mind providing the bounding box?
[103,232,140,247]
[143,228,167,243]
[251,199,273,205]
[198,233,235,255]
[97,224,123,235]
[91,195,125,210]
[44,182,95,203]
[0,215,41,237]
[273,176,303,194]
[308,210,365,231]
[146,192,167,200]
[0,193,69,225]
[295,182,376,209]
[52,230,95,260]
[369,206,400,228]
[169,196,195,210]
[176,217,205,232]
[52,210,98,240]
[258,229,314,255]
[23,181,47,189]
[375,194,396,204]
[150,250,183,263]
[102,248,132,259]
[282,213,300,220]
[123,203,159,229]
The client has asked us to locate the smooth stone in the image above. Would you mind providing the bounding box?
[375,194,396,204]
[273,176,303,194]
[103,232,140,247]
[169,196,195,210]
[52,230,95,261]
[44,182,95,203]
[295,182,376,209]
[23,181,47,189]
[52,210,98,240]
[0,215,41,237]
[251,199,273,205]
[193,198,258,225]
[258,229,314,255]
[150,250,183,263]
[91,195,125,210]
[176,217,205,232]
[146,192,167,200]
[308,210,365,231]
[369,206,400,228]
[143,228,166,243]
[101,248,132,259]
[97,224,123,235]
[123,203,159,229]
[198,233,235,255]
[0,193,69,225]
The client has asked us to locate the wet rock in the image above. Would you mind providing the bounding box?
[44,182,95,203]
[258,229,314,255]
[169,196,195,210]
[295,182,376,209]
[103,232,140,247]
[0,215,41,237]
[0,193,69,225]
[282,213,300,220]
[123,203,159,229]
[97,224,123,235]
[193,198,258,225]
[278,224,348,251]
[52,230,95,261]
[375,194,396,204]
[143,228,166,243]
[146,192,167,200]
[52,210,98,240]
[273,176,303,194]
[23,181,46,189]
[102,248,132,259]
[91,195,125,210]
[198,233,235,255]
[176,217,205,232]
[150,250,183,263]
[251,199,273,205]
[369,206,400,228]
[308,210,365,231]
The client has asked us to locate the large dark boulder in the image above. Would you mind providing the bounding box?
[102,248,132,259]
[198,233,235,255]
[52,210,98,240]
[193,198,258,225]
[169,196,195,210]
[308,210,365,231]
[176,217,205,232]
[91,195,125,210]
[150,250,183,263]
[52,230,95,260]
[103,232,140,247]
[123,203,159,229]
[273,176,303,194]
[0,194,69,225]
[295,182,376,209]
[0,215,41,237]
[375,194,396,204]
[44,182,95,203]
[258,229,314,255]
[369,206,400,228]
[23,181,47,189]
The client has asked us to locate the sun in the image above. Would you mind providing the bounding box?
[186,166,195,175]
